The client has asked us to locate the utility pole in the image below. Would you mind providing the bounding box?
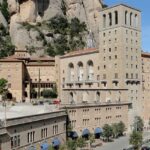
[38,68,41,99]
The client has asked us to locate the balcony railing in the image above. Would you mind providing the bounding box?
[62,100,131,108]
[125,79,140,84]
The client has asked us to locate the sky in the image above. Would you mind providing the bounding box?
[104,0,150,52]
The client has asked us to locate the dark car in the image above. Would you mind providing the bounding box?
[141,146,150,150]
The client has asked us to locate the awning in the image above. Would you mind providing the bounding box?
[82,129,90,136]
[72,131,78,138]
[94,127,103,134]
[52,138,61,147]
[68,131,78,138]
[28,146,36,150]
[40,142,49,150]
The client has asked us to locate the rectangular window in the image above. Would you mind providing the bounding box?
[115,73,118,79]
[97,75,100,80]
[103,74,106,79]
[53,125,58,135]
[11,135,20,148]
[27,131,35,143]
[41,128,47,139]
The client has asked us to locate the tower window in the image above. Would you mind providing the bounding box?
[115,11,118,25]
[109,13,112,26]
[130,13,133,26]
[103,14,106,28]
[125,11,128,25]
[135,14,138,27]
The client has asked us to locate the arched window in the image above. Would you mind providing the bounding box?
[126,73,129,79]
[96,91,100,102]
[83,91,88,103]
[114,11,118,25]
[130,13,133,26]
[125,11,128,25]
[87,60,94,80]
[135,14,138,27]
[103,14,106,28]
[109,13,112,26]
[68,63,74,82]
[78,62,84,81]
[69,92,74,103]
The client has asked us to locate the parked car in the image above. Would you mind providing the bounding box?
[141,146,150,150]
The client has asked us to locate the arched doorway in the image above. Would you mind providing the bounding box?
[7,93,12,100]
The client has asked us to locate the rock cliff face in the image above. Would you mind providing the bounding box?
[8,0,103,52]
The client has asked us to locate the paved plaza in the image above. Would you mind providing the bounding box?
[95,132,150,150]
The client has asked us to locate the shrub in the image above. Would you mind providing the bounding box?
[42,89,57,98]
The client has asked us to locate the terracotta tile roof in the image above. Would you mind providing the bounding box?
[29,56,55,61]
[61,48,98,58]
[141,52,150,58]
[0,55,55,62]
[0,56,23,62]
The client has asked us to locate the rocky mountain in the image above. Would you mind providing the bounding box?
[3,0,104,55]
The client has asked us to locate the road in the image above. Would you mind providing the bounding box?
[95,135,129,150]
[95,132,150,150]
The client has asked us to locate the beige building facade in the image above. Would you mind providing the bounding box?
[58,47,130,134]
[0,105,67,150]
[0,2,149,136]
[0,51,56,102]
[99,4,142,130]
[141,52,150,129]
[56,4,143,134]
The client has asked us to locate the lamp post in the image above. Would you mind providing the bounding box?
[3,85,8,127]
[38,68,41,99]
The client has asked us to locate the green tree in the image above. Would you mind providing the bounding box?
[89,133,95,146]
[76,137,86,148]
[129,130,143,150]
[118,121,126,136]
[112,123,119,138]
[0,78,8,100]
[69,17,87,38]
[0,24,15,58]
[134,116,144,132]
[0,0,10,22]
[46,15,87,56]
[42,89,57,98]
[48,15,69,34]
[54,35,70,55]
[45,43,56,56]
[103,124,113,142]
[66,139,77,150]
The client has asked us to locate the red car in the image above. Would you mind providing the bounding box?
[53,99,61,104]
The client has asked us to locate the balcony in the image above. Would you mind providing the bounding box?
[65,81,74,86]
[101,80,107,84]
[85,80,98,84]
[62,100,131,108]
[125,79,140,84]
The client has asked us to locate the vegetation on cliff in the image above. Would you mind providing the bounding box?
[0,24,15,58]
[0,0,10,22]
[22,15,87,56]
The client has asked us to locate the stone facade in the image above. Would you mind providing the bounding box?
[141,52,150,129]
[0,109,67,150]
[57,4,142,133]
[0,51,56,102]
[58,47,130,133]
[99,4,142,131]
[0,59,25,101]
[0,2,150,136]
